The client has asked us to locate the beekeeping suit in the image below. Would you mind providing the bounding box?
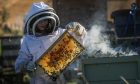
[15,2,86,84]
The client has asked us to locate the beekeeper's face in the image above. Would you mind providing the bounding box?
[34,19,55,36]
[36,19,49,31]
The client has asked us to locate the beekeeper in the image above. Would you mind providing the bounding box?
[15,1,87,84]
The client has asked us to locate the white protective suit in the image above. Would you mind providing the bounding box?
[15,2,86,84]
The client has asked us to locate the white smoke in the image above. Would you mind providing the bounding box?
[85,19,138,57]
[85,24,117,57]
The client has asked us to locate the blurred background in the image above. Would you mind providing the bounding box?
[0,0,139,36]
[0,0,140,84]
[0,0,52,36]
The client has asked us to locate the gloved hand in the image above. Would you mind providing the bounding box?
[65,22,86,36]
[26,61,36,72]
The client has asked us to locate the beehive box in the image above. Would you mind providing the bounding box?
[81,56,140,84]
[111,9,140,38]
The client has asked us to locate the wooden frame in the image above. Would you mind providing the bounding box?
[36,30,85,77]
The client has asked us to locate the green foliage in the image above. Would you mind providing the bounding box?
[1,7,9,23]
[0,27,23,36]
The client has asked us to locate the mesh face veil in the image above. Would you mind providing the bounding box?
[32,16,56,36]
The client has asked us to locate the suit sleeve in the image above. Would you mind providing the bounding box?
[15,36,33,73]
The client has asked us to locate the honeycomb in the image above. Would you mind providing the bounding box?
[36,30,84,77]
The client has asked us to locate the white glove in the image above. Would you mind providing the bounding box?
[26,61,36,71]
[65,22,86,36]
